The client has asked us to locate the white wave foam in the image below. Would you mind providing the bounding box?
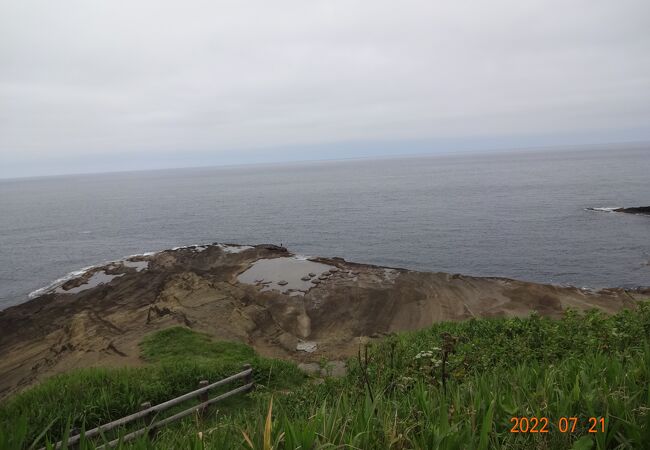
[171,244,213,252]
[586,207,620,213]
[28,242,253,299]
[56,271,125,295]
[217,244,253,254]
[28,265,98,299]
[122,260,149,272]
[29,254,155,299]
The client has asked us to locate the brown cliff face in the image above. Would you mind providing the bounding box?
[0,243,645,399]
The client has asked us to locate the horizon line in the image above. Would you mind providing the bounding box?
[1,139,648,182]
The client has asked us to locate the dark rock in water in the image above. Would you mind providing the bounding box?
[277,280,288,286]
[254,244,289,252]
[614,206,650,215]
[308,272,316,277]
[300,276,311,281]
[249,244,289,253]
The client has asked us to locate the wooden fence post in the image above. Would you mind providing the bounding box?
[140,401,155,439]
[243,363,253,390]
[198,380,209,419]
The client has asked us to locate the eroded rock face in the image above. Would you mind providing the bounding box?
[0,243,645,399]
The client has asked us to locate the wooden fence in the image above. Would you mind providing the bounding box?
[45,364,254,450]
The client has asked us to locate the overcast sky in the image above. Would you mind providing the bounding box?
[1,0,649,178]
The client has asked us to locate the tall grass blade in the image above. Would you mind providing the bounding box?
[477,398,495,450]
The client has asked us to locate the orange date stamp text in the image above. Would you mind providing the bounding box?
[509,417,605,433]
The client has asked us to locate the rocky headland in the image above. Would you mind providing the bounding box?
[0,243,647,399]
[587,206,650,215]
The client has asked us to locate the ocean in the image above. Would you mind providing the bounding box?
[1,147,649,310]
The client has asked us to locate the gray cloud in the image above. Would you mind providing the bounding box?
[1,0,649,177]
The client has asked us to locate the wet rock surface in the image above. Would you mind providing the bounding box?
[0,243,645,399]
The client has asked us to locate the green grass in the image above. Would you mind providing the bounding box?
[1,303,649,449]
[140,327,257,365]
[0,327,304,449]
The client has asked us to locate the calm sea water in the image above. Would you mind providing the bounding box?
[1,147,649,310]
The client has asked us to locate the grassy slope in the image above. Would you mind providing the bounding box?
[0,328,304,449]
[1,303,649,449]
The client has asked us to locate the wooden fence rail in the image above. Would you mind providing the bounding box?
[45,364,254,450]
